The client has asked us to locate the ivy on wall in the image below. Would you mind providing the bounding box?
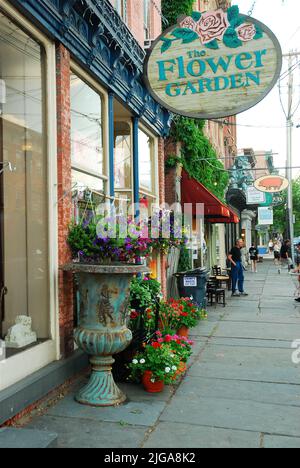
[161,0,195,29]
[168,117,229,202]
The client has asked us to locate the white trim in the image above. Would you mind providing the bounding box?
[0,1,60,387]
[0,341,57,391]
[70,61,109,193]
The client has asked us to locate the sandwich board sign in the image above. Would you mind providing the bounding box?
[144,6,282,119]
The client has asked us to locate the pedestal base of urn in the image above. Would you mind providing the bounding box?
[75,356,126,407]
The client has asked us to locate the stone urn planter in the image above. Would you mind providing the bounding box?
[63,263,149,407]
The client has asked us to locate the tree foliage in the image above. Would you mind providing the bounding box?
[273,178,300,237]
[161,0,195,29]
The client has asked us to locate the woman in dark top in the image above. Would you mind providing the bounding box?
[249,244,259,273]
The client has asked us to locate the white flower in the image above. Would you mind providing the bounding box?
[140,359,146,364]
[165,367,171,373]
[170,353,175,358]
[132,359,138,365]
[150,378,156,383]
[172,366,177,371]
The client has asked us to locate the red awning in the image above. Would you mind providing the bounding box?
[229,209,240,224]
[181,170,231,221]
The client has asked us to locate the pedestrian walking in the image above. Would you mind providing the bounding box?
[249,243,259,273]
[268,240,274,254]
[279,240,293,273]
[228,239,249,297]
[274,241,281,266]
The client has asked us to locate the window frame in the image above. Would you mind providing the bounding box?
[0,0,59,391]
[70,62,109,200]
[138,124,158,201]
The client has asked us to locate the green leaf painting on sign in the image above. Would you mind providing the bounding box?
[205,39,219,50]
[191,11,202,22]
[171,28,199,43]
[159,6,264,54]
[223,28,243,49]
[160,38,173,53]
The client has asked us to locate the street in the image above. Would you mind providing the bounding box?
[9,259,300,449]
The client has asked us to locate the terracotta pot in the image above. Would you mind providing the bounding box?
[142,371,164,393]
[177,326,189,338]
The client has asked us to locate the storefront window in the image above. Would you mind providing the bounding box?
[138,128,153,193]
[114,121,131,190]
[70,73,105,221]
[0,12,49,344]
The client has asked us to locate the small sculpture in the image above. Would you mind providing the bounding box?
[5,316,37,349]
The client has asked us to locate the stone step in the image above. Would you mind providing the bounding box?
[0,428,57,448]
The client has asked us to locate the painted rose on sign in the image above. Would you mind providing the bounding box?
[196,10,230,44]
[237,23,257,42]
[165,5,264,52]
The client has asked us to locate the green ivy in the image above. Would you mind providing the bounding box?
[161,0,195,29]
[171,117,229,201]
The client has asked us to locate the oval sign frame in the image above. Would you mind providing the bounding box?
[254,175,289,194]
[144,10,283,119]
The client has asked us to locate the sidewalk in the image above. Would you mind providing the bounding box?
[11,260,300,448]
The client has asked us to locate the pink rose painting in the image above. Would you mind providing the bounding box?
[196,9,230,44]
[237,23,257,42]
[179,17,197,31]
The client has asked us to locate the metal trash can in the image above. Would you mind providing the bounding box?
[175,267,209,309]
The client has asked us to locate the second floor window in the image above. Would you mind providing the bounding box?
[114,0,127,23]
[144,0,150,40]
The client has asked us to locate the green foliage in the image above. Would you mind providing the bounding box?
[130,277,162,310]
[178,245,192,272]
[129,343,181,384]
[162,0,195,28]
[273,178,300,237]
[171,117,229,201]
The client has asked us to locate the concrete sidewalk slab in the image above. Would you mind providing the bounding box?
[175,376,300,407]
[160,396,300,438]
[0,428,57,449]
[143,422,260,449]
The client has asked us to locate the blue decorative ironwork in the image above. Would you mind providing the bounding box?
[10,0,171,136]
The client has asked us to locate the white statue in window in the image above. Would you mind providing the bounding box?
[5,316,37,349]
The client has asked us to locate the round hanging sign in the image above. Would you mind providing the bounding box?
[254,175,289,193]
[144,6,282,119]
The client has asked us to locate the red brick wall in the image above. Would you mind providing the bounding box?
[164,140,182,207]
[56,44,74,358]
[158,137,167,298]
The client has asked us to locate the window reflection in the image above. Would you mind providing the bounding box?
[70,74,103,180]
[0,12,49,341]
[139,129,153,192]
[114,121,131,190]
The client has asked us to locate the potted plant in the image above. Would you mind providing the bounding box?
[64,214,151,407]
[175,298,207,338]
[129,341,181,393]
[113,277,161,382]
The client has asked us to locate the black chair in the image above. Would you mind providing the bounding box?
[207,279,226,307]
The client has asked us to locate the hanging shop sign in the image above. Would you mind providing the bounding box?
[254,175,289,193]
[144,6,282,119]
[258,207,274,226]
[246,186,266,205]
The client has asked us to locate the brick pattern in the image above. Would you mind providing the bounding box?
[157,137,167,298]
[56,44,74,358]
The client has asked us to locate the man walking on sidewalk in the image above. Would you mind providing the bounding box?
[228,239,249,297]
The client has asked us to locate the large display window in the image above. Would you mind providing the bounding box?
[70,71,107,222]
[0,11,49,348]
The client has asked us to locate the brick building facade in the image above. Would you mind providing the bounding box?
[0,0,169,423]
